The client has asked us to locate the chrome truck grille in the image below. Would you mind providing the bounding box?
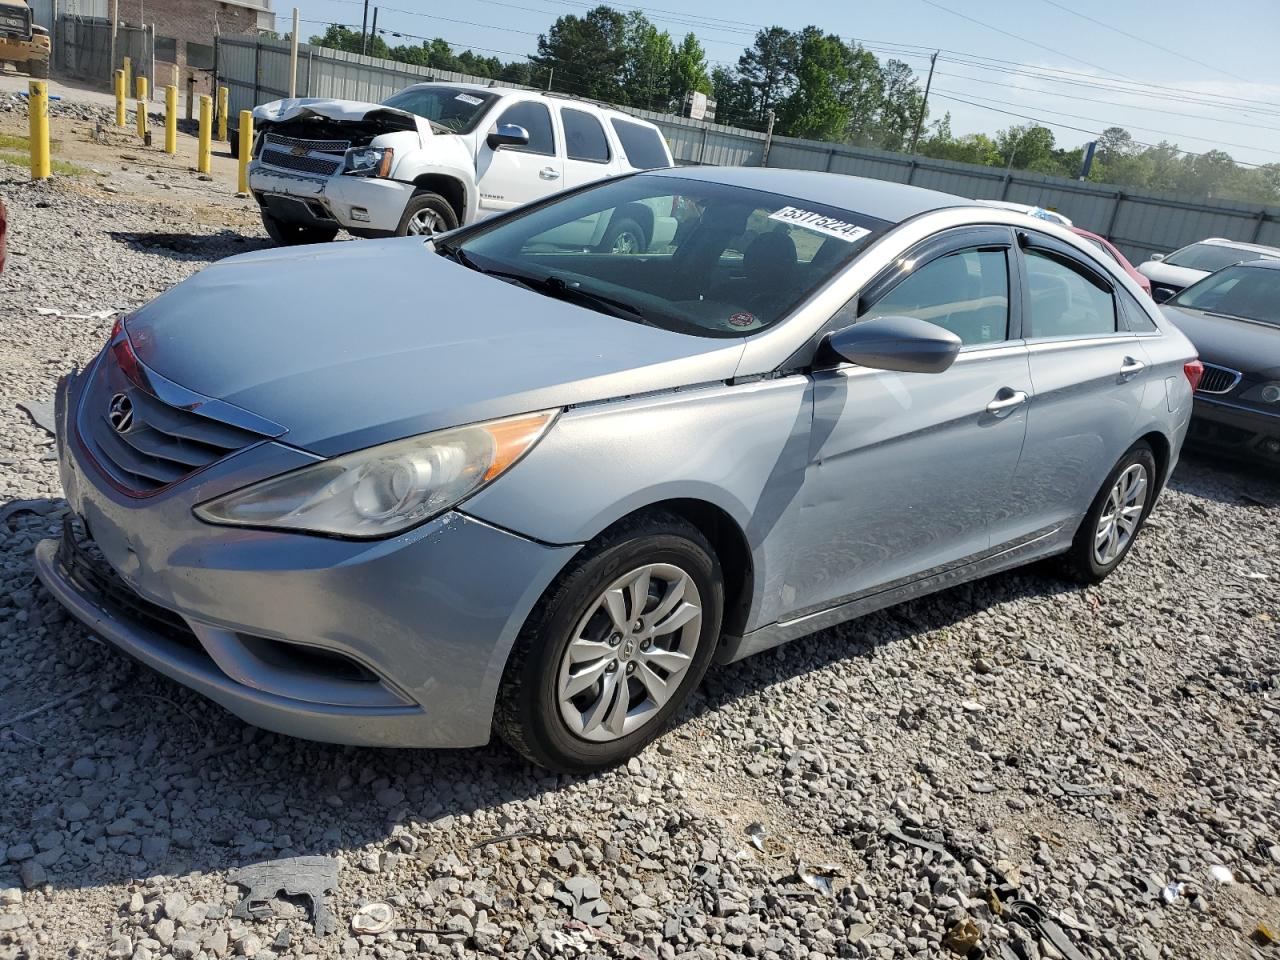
[259,134,349,178]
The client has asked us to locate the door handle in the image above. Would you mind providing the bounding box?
[986,389,1028,415]
[539,166,560,180]
[1119,356,1146,380]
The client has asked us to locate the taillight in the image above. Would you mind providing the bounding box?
[1183,359,1204,392]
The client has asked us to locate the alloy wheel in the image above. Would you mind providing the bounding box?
[557,563,702,742]
[610,230,640,255]
[407,208,447,236]
[1093,463,1148,566]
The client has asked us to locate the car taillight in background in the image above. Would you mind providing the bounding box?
[1183,359,1205,392]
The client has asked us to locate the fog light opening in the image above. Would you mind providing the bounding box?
[350,207,372,223]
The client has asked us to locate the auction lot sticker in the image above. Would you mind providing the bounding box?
[768,206,871,243]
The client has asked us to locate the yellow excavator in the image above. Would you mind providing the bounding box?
[0,0,50,78]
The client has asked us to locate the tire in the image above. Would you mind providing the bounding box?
[494,512,724,773]
[261,212,338,246]
[395,191,458,237]
[1061,441,1158,583]
[598,217,646,255]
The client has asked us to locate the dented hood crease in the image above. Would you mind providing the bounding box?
[124,238,745,457]
[252,97,432,137]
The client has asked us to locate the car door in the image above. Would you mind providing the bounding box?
[475,99,562,215]
[784,227,1034,619]
[1005,231,1152,544]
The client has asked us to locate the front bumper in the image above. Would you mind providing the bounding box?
[248,165,416,234]
[1187,395,1280,463]
[37,366,580,748]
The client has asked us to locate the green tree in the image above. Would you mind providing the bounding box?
[737,27,798,125]
[710,65,755,128]
[622,11,674,111]
[996,123,1057,172]
[840,43,885,145]
[308,24,389,59]
[870,59,922,151]
[669,32,712,108]
[777,28,851,140]
[534,5,629,102]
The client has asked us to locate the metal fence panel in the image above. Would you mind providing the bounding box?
[213,36,1280,263]
[56,15,149,85]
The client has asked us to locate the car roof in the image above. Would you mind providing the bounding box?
[646,166,971,224]
[1194,237,1280,255]
[1232,257,1280,270]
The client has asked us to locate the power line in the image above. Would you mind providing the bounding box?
[915,0,1136,83]
[1033,0,1246,82]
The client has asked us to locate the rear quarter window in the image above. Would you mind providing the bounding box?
[610,119,671,170]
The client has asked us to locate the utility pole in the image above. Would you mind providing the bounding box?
[761,108,776,167]
[359,0,369,54]
[908,49,937,155]
[288,7,299,96]
[546,66,553,91]
[109,0,118,81]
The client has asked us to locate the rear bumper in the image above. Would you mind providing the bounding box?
[1188,396,1280,462]
[248,165,415,233]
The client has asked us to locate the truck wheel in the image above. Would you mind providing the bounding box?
[261,212,338,246]
[599,217,647,255]
[396,191,458,237]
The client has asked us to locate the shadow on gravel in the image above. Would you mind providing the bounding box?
[106,231,272,260]
[3,486,1090,899]
[1170,447,1279,508]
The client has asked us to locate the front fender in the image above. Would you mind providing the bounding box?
[462,375,814,633]
[392,139,479,221]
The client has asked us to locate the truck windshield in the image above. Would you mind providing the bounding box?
[1164,242,1277,273]
[441,174,889,338]
[1171,265,1280,327]
[381,86,498,133]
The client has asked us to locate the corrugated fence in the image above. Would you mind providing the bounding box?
[215,35,1280,265]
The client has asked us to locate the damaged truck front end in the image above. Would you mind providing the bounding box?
[247,98,472,244]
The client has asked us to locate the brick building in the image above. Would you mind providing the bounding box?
[115,0,271,93]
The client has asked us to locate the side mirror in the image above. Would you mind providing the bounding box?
[1152,287,1175,304]
[487,124,530,150]
[1148,253,1165,262]
[824,315,962,374]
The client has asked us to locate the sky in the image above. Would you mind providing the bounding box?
[271,0,1280,167]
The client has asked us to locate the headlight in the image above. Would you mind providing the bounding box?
[344,146,394,177]
[1241,381,1280,405]
[194,411,556,538]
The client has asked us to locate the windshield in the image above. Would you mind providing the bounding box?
[442,175,888,338]
[1170,265,1280,327]
[1163,242,1277,273]
[381,86,497,133]
[1081,235,1119,264]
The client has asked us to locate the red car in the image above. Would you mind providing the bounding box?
[1068,226,1152,296]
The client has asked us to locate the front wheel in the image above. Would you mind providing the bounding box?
[1061,441,1158,583]
[395,191,458,237]
[598,217,646,255]
[494,513,723,773]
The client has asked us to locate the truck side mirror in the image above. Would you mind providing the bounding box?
[487,124,530,150]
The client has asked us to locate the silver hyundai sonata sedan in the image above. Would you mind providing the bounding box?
[37,167,1199,772]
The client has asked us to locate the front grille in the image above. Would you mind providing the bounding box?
[264,133,350,154]
[79,350,272,494]
[57,517,206,655]
[260,148,343,177]
[1197,363,1242,395]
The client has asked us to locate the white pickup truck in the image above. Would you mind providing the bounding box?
[247,82,676,247]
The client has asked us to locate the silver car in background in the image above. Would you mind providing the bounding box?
[37,168,1198,772]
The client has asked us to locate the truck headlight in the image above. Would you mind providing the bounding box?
[194,411,556,538]
[344,146,395,177]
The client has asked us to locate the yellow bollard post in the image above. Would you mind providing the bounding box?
[237,110,253,195]
[217,86,229,142]
[122,56,132,102]
[28,80,50,180]
[114,69,126,127]
[136,75,148,102]
[197,94,212,173]
[136,99,147,139]
[164,85,177,154]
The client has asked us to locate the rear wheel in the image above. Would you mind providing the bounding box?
[599,217,646,255]
[261,212,338,246]
[495,512,723,773]
[395,191,458,237]
[1061,442,1157,583]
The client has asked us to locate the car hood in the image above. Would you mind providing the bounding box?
[1160,304,1280,378]
[252,97,433,138]
[124,239,746,456]
[1137,260,1205,286]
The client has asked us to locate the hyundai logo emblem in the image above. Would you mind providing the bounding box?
[108,393,134,433]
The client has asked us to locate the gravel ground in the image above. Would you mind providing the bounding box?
[2,128,1280,960]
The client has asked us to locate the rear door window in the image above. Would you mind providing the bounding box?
[610,119,670,169]
[562,109,610,163]
[1025,250,1117,338]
